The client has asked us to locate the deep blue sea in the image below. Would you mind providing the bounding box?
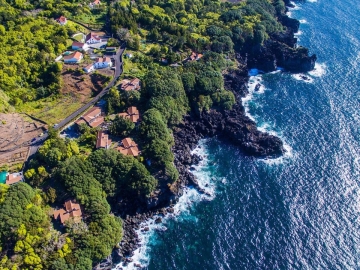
[116,0,360,269]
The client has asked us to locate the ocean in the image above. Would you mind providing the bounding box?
[116,0,360,269]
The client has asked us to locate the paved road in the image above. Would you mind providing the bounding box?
[28,44,125,151]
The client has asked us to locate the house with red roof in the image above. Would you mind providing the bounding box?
[117,138,140,157]
[89,0,101,8]
[63,52,83,64]
[96,131,112,149]
[75,106,104,128]
[118,106,140,123]
[6,172,24,185]
[56,16,67,25]
[72,41,89,51]
[53,200,82,225]
[120,78,141,91]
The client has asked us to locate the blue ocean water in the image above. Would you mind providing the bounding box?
[117,0,360,269]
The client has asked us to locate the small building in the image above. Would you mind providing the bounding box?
[56,16,67,25]
[85,32,102,44]
[63,52,83,64]
[188,52,203,61]
[118,106,140,123]
[96,131,112,149]
[72,41,89,51]
[89,0,101,8]
[117,138,139,157]
[6,172,24,185]
[94,57,112,69]
[53,200,82,225]
[83,63,95,73]
[120,78,141,91]
[161,58,168,64]
[75,106,104,128]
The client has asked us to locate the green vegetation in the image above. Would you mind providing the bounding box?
[0,0,294,267]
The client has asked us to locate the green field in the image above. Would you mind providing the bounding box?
[17,94,91,126]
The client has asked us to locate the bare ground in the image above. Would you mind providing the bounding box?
[0,113,46,167]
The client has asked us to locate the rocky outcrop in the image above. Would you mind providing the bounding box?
[247,12,316,73]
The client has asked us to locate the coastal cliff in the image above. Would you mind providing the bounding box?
[112,12,317,266]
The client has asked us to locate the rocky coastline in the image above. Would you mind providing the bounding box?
[103,8,317,270]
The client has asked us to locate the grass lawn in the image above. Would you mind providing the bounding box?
[121,57,146,80]
[74,10,106,26]
[17,94,91,126]
[73,34,84,42]
[66,20,89,34]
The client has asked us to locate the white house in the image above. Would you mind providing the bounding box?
[85,32,102,44]
[83,64,95,73]
[63,52,83,64]
[94,57,112,69]
[72,41,89,51]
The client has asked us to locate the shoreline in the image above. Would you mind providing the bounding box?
[99,5,317,270]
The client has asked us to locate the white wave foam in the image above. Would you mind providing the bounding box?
[294,30,303,36]
[307,0,317,2]
[242,75,267,121]
[259,130,294,166]
[308,63,326,77]
[244,75,294,165]
[292,73,314,83]
[114,140,218,270]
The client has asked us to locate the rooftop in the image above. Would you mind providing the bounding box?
[53,200,82,225]
[118,106,140,123]
[120,78,141,91]
[96,131,111,149]
[6,172,23,185]
[63,51,82,60]
[117,137,139,157]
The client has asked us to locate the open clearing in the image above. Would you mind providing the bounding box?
[0,113,46,167]
[18,66,113,126]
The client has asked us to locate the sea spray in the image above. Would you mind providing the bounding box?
[243,72,295,165]
[114,140,220,269]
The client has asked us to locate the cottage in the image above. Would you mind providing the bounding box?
[56,16,67,25]
[117,138,139,157]
[75,106,104,128]
[53,200,82,225]
[188,52,203,61]
[96,131,112,149]
[94,57,112,69]
[72,41,89,51]
[89,0,101,8]
[63,52,83,64]
[83,63,95,73]
[118,106,140,123]
[85,32,102,44]
[120,78,141,91]
[6,172,24,185]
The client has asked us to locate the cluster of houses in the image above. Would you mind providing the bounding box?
[94,105,141,157]
[61,32,112,68]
